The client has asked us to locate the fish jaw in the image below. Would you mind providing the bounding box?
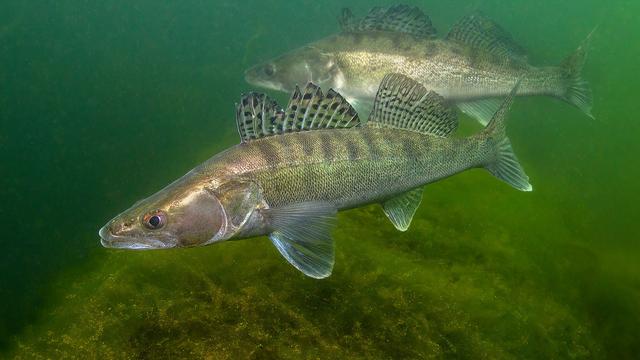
[244,40,343,94]
[244,65,288,93]
[98,224,176,250]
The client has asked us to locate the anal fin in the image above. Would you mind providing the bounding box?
[481,80,532,191]
[457,98,503,126]
[263,202,337,279]
[382,188,424,231]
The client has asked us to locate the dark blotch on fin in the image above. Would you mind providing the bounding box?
[339,5,437,38]
[236,84,361,143]
[446,12,527,62]
[368,73,458,137]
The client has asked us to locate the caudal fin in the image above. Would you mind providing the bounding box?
[560,29,595,119]
[482,80,532,192]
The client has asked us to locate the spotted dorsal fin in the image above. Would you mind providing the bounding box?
[339,5,437,38]
[446,12,527,61]
[367,73,458,137]
[236,83,360,142]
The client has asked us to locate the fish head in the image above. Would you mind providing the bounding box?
[99,182,227,250]
[245,44,342,93]
[99,179,264,250]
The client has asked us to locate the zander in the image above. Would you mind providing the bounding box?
[99,74,531,278]
[245,4,593,125]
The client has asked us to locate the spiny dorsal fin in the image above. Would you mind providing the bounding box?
[236,83,360,143]
[339,5,437,38]
[446,12,527,61]
[367,73,458,137]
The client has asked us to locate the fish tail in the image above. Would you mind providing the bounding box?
[559,28,595,119]
[481,80,532,192]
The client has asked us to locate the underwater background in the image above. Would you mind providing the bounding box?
[1,0,638,358]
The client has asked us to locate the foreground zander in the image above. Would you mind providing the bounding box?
[245,4,593,124]
[99,74,531,278]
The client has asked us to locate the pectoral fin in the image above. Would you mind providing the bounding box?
[263,202,337,279]
[382,188,424,231]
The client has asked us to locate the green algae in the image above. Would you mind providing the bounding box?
[10,174,606,359]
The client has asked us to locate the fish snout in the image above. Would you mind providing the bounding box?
[98,219,176,250]
[244,66,259,84]
[99,224,114,247]
[98,218,134,248]
[99,222,123,248]
[99,231,111,248]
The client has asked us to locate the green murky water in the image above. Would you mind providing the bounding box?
[1,1,638,358]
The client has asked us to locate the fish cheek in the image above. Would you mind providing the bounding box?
[175,191,225,247]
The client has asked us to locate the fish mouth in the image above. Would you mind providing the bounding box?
[244,70,287,93]
[98,225,173,250]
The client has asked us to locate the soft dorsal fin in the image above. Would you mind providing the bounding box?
[446,12,527,61]
[367,73,458,137]
[339,5,437,38]
[236,83,360,142]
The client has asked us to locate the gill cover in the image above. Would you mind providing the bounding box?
[245,46,341,93]
[210,180,264,242]
[212,179,338,279]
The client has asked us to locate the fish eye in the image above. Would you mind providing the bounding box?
[142,210,166,230]
[264,64,275,76]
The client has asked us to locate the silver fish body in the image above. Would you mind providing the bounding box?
[323,35,563,100]
[205,126,488,211]
[245,6,593,124]
[99,74,531,278]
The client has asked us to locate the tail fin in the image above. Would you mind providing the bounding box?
[560,29,595,119]
[482,80,532,192]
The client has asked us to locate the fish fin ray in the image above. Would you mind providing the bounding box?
[368,73,458,137]
[457,98,503,126]
[482,80,532,192]
[263,202,337,279]
[559,29,595,119]
[382,188,424,231]
[236,93,281,142]
[236,84,360,142]
[446,12,527,61]
[339,5,437,38]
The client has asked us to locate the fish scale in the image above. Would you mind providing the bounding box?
[211,127,480,209]
[245,5,594,125]
[100,74,531,279]
[332,34,553,100]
